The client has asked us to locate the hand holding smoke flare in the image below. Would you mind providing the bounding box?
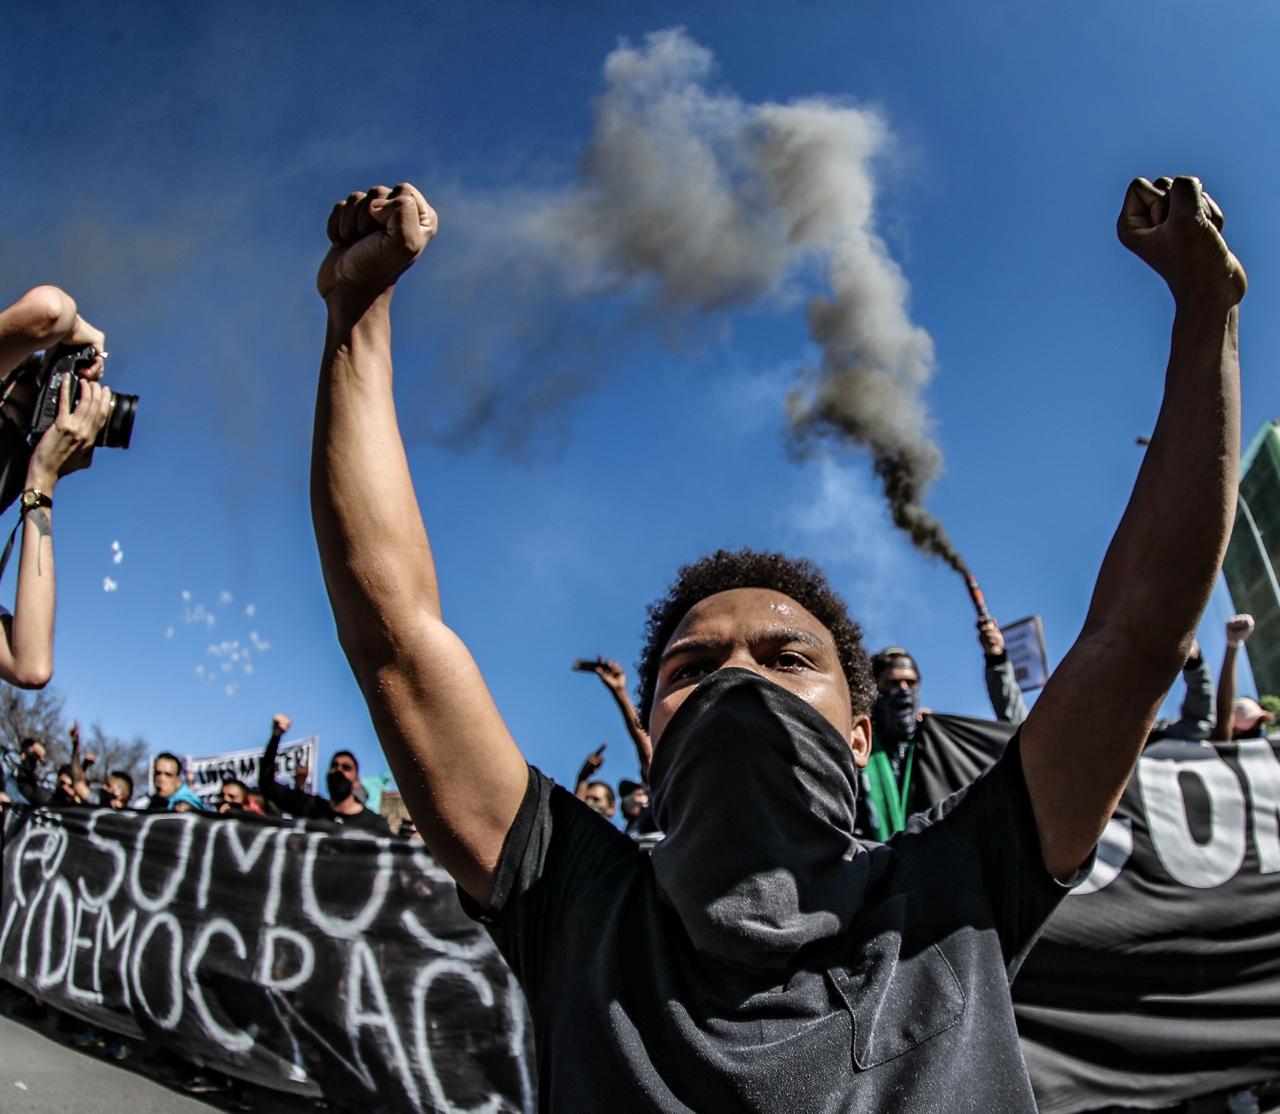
[444,29,973,584]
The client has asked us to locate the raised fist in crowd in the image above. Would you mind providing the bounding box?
[272,712,292,736]
[1117,176,1246,306]
[1226,614,1256,647]
[317,183,438,308]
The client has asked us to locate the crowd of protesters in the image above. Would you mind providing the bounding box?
[571,612,1277,858]
[1,713,392,840]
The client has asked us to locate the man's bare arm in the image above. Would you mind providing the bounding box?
[1022,176,1246,880]
[311,184,527,905]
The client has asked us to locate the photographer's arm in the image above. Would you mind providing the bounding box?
[0,287,105,382]
[1021,177,1244,880]
[311,184,527,905]
[0,376,110,688]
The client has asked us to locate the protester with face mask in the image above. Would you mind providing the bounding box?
[857,647,926,841]
[2,737,49,806]
[311,174,1244,1111]
[257,713,389,833]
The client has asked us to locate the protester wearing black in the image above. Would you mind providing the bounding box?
[311,176,1245,1113]
[467,671,1085,1110]
[258,713,389,834]
[618,778,660,840]
[2,737,50,806]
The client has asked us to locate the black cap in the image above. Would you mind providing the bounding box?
[871,647,920,682]
[618,779,646,798]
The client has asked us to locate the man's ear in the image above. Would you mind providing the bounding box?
[849,713,872,769]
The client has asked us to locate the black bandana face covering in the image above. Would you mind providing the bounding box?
[872,685,920,744]
[327,770,354,803]
[649,669,887,970]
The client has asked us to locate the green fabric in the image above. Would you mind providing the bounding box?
[360,772,395,813]
[863,740,915,842]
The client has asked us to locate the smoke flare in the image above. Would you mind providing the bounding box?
[440,29,968,568]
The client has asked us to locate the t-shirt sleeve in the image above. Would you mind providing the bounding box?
[459,764,638,998]
[920,733,1094,977]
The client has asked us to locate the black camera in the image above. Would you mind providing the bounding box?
[29,345,137,449]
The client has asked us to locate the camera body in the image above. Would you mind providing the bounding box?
[28,345,137,450]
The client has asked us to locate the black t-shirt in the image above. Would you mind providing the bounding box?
[465,738,1085,1112]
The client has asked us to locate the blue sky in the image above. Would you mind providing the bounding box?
[0,0,1273,794]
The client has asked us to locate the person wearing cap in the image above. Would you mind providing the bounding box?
[857,647,927,841]
[618,778,660,839]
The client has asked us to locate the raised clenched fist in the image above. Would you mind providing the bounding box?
[272,712,292,735]
[1117,176,1246,306]
[317,183,437,306]
[1226,614,1255,647]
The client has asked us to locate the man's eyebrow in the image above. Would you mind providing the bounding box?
[660,626,830,666]
[659,636,726,666]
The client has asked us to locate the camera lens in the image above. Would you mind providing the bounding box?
[99,392,138,449]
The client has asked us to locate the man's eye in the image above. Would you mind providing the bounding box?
[774,652,812,671]
[669,662,708,682]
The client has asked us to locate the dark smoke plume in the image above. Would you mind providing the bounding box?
[436,29,966,568]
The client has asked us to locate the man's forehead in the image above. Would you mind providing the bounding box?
[668,588,835,646]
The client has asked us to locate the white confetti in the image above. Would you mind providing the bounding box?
[244,603,256,618]
[15,1081,28,1091]
[164,626,174,639]
[111,539,123,565]
[102,577,118,593]
[181,589,192,602]
[218,589,233,606]
[243,663,254,675]
[224,683,238,698]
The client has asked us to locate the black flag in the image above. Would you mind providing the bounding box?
[920,714,1280,1112]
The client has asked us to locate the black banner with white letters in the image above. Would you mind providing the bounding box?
[918,714,1280,1113]
[0,805,533,1113]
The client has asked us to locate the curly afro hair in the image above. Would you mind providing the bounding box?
[635,548,876,725]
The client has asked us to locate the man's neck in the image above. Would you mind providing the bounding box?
[331,796,363,815]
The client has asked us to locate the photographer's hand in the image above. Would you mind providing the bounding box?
[0,376,112,688]
[26,374,112,491]
[61,315,106,381]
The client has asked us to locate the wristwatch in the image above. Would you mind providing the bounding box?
[19,489,52,516]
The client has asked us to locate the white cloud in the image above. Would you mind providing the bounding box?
[102,577,118,593]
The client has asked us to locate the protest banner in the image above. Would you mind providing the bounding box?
[918,714,1280,1112]
[154,737,320,804]
[0,806,533,1112]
